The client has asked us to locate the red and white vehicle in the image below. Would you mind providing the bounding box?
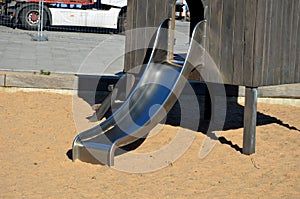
[8,0,127,31]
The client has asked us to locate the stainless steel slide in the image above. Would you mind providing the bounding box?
[72,19,207,166]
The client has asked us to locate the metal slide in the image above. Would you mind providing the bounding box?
[72,19,207,166]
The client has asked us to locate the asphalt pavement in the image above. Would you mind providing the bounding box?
[0,20,190,76]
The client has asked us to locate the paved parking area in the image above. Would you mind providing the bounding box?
[0,26,126,75]
[0,21,190,76]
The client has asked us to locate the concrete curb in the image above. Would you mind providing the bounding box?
[0,72,299,106]
[0,72,120,92]
[239,84,300,98]
[0,74,5,86]
[4,72,77,90]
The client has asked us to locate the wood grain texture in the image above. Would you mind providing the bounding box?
[124,0,174,73]
[280,0,293,84]
[243,0,257,87]
[295,1,300,82]
[125,0,300,86]
[262,0,272,86]
[220,0,234,83]
[253,0,267,87]
[272,0,284,85]
[124,0,136,72]
[232,0,245,85]
[290,0,300,83]
[134,0,148,70]
[200,0,223,83]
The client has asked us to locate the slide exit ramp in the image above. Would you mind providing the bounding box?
[72,19,207,166]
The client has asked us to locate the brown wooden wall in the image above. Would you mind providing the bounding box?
[124,0,175,73]
[203,0,300,87]
[125,0,300,87]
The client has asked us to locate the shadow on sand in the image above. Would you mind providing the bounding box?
[67,81,299,161]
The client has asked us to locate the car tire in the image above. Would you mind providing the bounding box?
[20,5,48,30]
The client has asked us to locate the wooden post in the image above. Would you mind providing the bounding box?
[243,87,258,155]
[168,3,176,61]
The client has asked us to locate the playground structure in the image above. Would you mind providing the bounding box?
[73,19,207,166]
[72,0,300,165]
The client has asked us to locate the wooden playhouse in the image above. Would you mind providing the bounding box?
[123,0,300,154]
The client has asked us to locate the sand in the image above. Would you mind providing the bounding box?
[0,90,299,198]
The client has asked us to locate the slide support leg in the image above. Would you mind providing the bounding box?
[243,87,258,155]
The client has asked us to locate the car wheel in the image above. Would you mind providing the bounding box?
[20,5,48,30]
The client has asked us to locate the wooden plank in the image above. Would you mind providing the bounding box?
[130,0,138,72]
[145,0,155,38]
[280,1,293,84]
[167,0,173,18]
[266,0,279,85]
[149,0,157,27]
[232,0,245,85]
[289,0,300,83]
[168,1,176,61]
[146,0,157,34]
[134,0,148,70]
[126,0,134,71]
[124,0,132,72]
[143,0,157,64]
[243,0,257,87]
[253,0,267,87]
[126,0,134,31]
[124,0,137,73]
[206,0,223,83]
[243,87,258,155]
[262,0,272,86]
[268,0,284,85]
[153,0,159,25]
[153,0,167,25]
[295,1,300,82]
[168,0,175,17]
[200,0,212,82]
[273,0,284,85]
[220,0,235,84]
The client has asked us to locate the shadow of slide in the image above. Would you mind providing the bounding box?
[166,97,300,153]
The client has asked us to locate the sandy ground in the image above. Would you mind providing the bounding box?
[0,90,299,198]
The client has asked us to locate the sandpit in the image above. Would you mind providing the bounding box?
[0,90,299,198]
